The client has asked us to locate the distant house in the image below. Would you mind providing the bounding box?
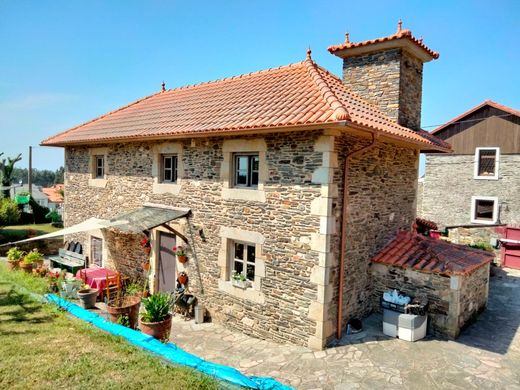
[42,24,453,348]
[42,184,64,214]
[419,100,520,268]
[12,184,49,208]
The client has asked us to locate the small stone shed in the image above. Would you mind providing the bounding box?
[371,231,493,338]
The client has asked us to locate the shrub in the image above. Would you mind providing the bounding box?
[6,247,25,262]
[141,292,172,323]
[468,242,494,252]
[0,199,21,225]
[24,249,43,264]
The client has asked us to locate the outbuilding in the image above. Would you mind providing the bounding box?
[371,231,493,338]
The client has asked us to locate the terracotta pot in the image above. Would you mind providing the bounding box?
[177,255,188,264]
[142,262,151,272]
[143,246,151,255]
[77,288,99,309]
[19,262,33,273]
[177,273,188,285]
[6,260,19,270]
[140,314,172,340]
[106,296,141,329]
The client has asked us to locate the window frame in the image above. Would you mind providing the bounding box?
[470,196,499,224]
[161,154,178,184]
[94,155,105,179]
[230,240,256,283]
[90,236,103,267]
[474,147,499,180]
[233,153,260,188]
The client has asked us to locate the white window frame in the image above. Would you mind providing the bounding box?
[229,240,256,283]
[161,154,178,183]
[88,147,109,188]
[471,196,499,224]
[474,147,499,180]
[94,155,105,179]
[152,143,183,195]
[233,153,259,188]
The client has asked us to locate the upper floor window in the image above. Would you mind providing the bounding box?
[161,154,178,183]
[471,196,499,224]
[94,155,105,178]
[234,154,259,188]
[474,147,499,180]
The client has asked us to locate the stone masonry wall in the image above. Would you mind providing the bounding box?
[342,48,423,130]
[371,263,451,337]
[457,263,489,332]
[64,131,324,347]
[447,226,504,264]
[421,154,520,226]
[327,134,419,343]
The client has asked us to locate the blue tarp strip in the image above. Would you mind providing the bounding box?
[45,294,292,390]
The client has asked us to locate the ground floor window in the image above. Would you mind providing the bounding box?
[471,196,499,224]
[90,236,103,266]
[231,240,256,281]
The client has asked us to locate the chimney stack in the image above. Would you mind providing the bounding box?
[328,21,439,131]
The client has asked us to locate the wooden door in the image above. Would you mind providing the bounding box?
[503,227,520,270]
[158,232,176,292]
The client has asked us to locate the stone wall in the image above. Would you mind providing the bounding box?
[421,154,520,226]
[447,226,504,264]
[64,131,324,347]
[328,134,419,343]
[371,262,490,338]
[371,263,451,337]
[342,48,423,130]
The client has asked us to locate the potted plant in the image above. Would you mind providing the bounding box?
[20,249,43,273]
[106,289,141,329]
[177,271,188,286]
[231,271,250,289]
[77,285,99,309]
[139,292,173,340]
[6,247,25,270]
[61,277,83,299]
[140,237,151,255]
[173,245,188,263]
[47,270,63,293]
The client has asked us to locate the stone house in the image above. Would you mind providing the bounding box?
[419,100,520,268]
[42,24,450,349]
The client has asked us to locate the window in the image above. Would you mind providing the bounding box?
[234,154,259,188]
[474,147,499,179]
[90,236,103,267]
[95,155,105,178]
[231,241,256,281]
[161,154,178,183]
[471,196,499,224]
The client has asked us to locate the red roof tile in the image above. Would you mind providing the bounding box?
[431,100,520,135]
[328,28,439,60]
[41,55,450,152]
[42,184,64,203]
[372,231,493,276]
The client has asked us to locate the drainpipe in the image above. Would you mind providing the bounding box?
[337,132,378,339]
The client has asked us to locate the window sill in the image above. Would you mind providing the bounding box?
[218,280,265,304]
[221,187,266,202]
[474,175,499,180]
[153,182,181,195]
[88,178,107,188]
[470,219,498,225]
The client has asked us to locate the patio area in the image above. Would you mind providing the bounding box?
[170,268,520,389]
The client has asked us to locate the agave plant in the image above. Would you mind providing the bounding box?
[141,292,172,323]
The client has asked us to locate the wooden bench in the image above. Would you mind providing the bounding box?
[49,248,87,274]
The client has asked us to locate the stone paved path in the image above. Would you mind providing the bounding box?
[170,268,520,389]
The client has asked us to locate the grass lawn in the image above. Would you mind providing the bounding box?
[0,263,221,390]
[0,223,61,243]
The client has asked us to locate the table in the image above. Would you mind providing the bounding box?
[75,267,119,293]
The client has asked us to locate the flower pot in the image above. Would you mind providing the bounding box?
[140,314,172,340]
[77,288,99,309]
[177,272,188,285]
[106,296,141,329]
[6,260,20,270]
[143,246,151,255]
[177,255,188,264]
[19,262,33,273]
[142,262,151,272]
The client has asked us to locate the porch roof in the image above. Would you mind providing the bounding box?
[109,206,190,233]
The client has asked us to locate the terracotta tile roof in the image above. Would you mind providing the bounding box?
[372,231,493,276]
[415,217,438,231]
[41,55,449,152]
[42,184,64,203]
[431,100,520,135]
[328,28,439,60]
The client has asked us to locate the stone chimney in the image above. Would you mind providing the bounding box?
[328,21,439,131]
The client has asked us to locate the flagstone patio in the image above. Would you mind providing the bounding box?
[170,268,520,389]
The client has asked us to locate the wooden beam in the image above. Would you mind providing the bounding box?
[160,223,189,244]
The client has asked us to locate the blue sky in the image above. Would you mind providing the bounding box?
[1,0,519,172]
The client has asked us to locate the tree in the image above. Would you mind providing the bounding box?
[0,198,21,227]
[0,153,22,199]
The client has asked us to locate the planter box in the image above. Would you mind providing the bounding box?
[231,279,250,289]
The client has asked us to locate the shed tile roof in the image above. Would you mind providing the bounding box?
[431,100,520,135]
[41,56,450,152]
[42,184,64,203]
[328,28,439,60]
[372,231,493,276]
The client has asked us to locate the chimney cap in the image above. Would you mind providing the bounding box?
[161,81,166,92]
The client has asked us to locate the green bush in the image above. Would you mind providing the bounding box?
[6,247,25,262]
[45,210,62,223]
[468,242,494,252]
[141,292,172,323]
[0,199,21,225]
[23,249,43,264]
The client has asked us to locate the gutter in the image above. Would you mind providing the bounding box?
[337,132,378,340]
